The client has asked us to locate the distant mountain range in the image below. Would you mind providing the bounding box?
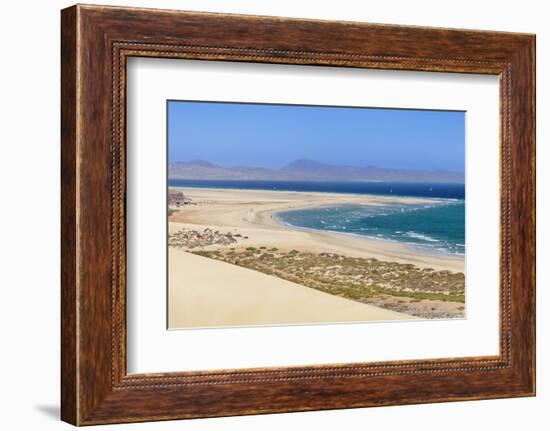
[168,159,464,183]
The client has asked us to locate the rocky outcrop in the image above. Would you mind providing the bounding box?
[169,228,246,249]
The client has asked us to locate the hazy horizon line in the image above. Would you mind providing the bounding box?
[170,158,466,174]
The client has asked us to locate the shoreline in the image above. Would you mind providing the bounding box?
[169,186,464,272]
[168,183,464,202]
[271,209,465,260]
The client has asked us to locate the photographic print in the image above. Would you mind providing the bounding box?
[167,101,466,329]
[61,7,536,422]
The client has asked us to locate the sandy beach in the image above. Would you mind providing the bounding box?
[169,187,464,272]
[167,187,465,328]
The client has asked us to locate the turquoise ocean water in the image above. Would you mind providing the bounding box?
[276,201,464,256]
[169,180,465,256]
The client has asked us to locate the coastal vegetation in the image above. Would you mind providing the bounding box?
[192,247,465,319]
[168,226,465,319]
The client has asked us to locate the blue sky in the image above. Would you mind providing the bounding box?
[168,101,465,172]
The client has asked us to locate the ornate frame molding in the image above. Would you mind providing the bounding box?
[61,5,535,425]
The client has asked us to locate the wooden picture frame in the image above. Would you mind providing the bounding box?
[61,4,535,425]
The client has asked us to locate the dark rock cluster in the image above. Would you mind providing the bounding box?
[169,228,246,249]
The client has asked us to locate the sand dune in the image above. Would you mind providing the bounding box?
[169,249,414,328]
